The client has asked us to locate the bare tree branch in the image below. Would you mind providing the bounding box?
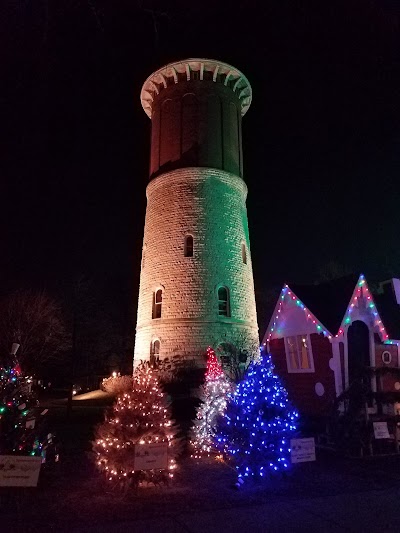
[0,289,70,374]
[214,331,260,383]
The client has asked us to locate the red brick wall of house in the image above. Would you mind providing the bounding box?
[374,344,399,393]
[269,334,335,417]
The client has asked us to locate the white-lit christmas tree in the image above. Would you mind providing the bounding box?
[93,362,177,488]
[191,346,232,458]
[214,350,298,483]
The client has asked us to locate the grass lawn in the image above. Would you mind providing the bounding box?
[2,393,400,532]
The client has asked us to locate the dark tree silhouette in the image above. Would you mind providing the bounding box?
[215,332,260,383]
[0,290,69,374]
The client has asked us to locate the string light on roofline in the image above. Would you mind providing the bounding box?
[266,285,332,344]
[335,274,389,341]
[267,274,392,345]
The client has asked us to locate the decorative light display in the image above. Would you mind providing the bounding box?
[266,275,394,346]
[94,364,177,487]
[191,347,232,459]
[214,351,298,482]
[265,285,332,344]
[335,275,389,341]
[0,362,51,459]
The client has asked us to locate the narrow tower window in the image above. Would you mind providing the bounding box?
[142,244,146,269]
[150,339,160,365]
[241,243,247,264]
[218,286,230,317]
[152,289,162,319]
[184,235,194,257]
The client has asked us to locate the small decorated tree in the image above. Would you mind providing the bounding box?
[191,347,232,458]
[214,351,298,483]
[0,347,57,461]
[0,363,37,455]
[93,362,177,489]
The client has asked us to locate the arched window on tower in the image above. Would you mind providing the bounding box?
[241,243,247,264]
[150,339,160,365]
[184,235,194,257]
[218,286,230,317]
[152,289,162,319]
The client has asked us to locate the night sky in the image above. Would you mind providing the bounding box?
[2,0,400,332]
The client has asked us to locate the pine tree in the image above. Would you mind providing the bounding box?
[94,362,177,488]
[214,351,298,481]
[191,347,232,458]
[0,354,54,460]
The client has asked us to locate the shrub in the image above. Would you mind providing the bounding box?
[101,373,133,395]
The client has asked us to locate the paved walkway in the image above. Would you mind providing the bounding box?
[77,486,400,532]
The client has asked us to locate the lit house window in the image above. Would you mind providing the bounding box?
[184,235,193,257]
[285,335,314,373]
[382,351,392,365]
[152,289,162,319]
[241,243,247,264]
[218,286,230,317]
[150,339,160,365]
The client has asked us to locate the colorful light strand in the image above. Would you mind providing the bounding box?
[266,275,394,345]
[0,364,50,460]
[335,275,389,341]
[265,285,332,344]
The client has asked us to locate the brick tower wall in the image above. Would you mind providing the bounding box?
[134,167,259,364]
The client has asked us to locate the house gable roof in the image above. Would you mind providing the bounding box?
[264,274,400,345]
[336,275,388,341]
[263,284,334,345]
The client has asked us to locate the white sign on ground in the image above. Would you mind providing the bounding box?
[133,442,168,470]
[0,455,42,487]
[373,422,390,439]
[290,438,316,464]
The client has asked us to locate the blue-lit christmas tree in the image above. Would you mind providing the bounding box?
[214,351,298,482]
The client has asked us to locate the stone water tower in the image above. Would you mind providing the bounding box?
[134,59,258,366]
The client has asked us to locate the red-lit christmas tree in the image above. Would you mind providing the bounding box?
[191,347,232,458]
[93,362,177,489]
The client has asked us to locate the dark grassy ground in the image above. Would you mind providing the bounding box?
[2,396,400,532]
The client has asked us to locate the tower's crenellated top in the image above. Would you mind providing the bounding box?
[140,58,252,119]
